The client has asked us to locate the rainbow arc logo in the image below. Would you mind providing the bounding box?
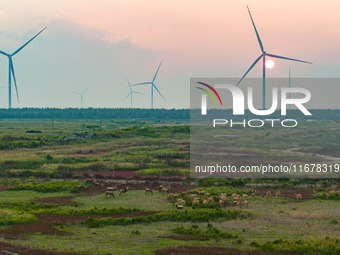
[196,82,222,107]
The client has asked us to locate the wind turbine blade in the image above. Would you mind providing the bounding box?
[152,60,163,82]
[132,91,144,95]
[247,6,264,53]
[11,27,47,56]
[121,92,131,103]
[126,78,131,87]
[9,59,19,103]
[126,78,132,92]
[153,84,166,102]
[82,87,90,94]
[71,92,81,95]
[266,53,312,64]
[237,54,263,86]
[0,51,9,57]
[131,82,152,86]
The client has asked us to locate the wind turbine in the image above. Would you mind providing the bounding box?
[132,60,166,109]
[122,78,143,108]
[72,87,89,108]
[237,6,312,110]
[0,27,47,109]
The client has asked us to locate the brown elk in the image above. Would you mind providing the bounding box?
[145,188,153,194]
[78,185,86,191]
[95,182,102,187]
[244,200,249,208]
[119,186,129,195]
[107,186,117,192]
[296,193,302,200]
[175,204,183,210]
[105,191,115,198]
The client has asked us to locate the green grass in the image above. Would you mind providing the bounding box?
[0,209,37,226]
[9,180,85,193]
[0,119,339,254]
[0,190,73,202]
[73,190,174,211]
[7,222,233,255]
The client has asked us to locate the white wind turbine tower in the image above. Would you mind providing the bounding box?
[122,78,143,108]
[72,87,89,108]
[0,27,47,109]
[237,6,312,110]
[132,60,166,109]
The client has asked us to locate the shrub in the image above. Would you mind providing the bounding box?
[260,237,340,255]
[316,192,340,200]
[173,223,238,240]
[83,209,252,228]
[0,209,37,226]
[9,181,85,193]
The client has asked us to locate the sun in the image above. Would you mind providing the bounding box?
[265,59,275,69]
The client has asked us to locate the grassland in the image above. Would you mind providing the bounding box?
[0,118,339,254]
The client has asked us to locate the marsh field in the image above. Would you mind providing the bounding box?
[0,116,339,255]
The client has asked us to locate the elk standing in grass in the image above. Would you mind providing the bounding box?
[105,191,115,198]
[78,185,86,191]
[107,186,117,192]
[244,199,249,208]
[95,182,102,187]
[119,186,129,195]
[175,204,183,210]
[296,193,302,200]
[145,188,153,195]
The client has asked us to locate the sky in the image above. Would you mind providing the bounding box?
[0,0,339,109]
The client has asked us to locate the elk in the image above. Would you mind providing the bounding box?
[107,186,117,192]
[161,187,169,193]
[275,191,281,197]
[189,194,198,200]
[266,191,271,197]
[105,191,115,198]
[119,181,127,187]
[296,193,302,200]
[192,198,200,205]
[78,185,86,191]
[95,182,102,187]
[203,199,208,206]
[198,191,205,195]
[176,198,186,205]
[119,186,129,195]
[145,188,153,194]
[242,194,248,199]
[85,179,94,184]
[158,185,164,191]
[207,197,214,203]
[244,199,249,208]
[175,204,183,210]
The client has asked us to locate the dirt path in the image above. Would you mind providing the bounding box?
[0,211,161,239]
[0,241,80,255]
[32,196,77,205]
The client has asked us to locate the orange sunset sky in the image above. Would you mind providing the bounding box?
[0,0,339,108]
